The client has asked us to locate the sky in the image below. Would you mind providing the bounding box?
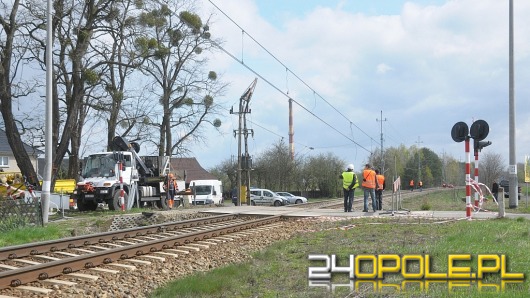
[187,0,530,172]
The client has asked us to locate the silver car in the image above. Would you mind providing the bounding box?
[276,192,308,204]
[249,188,288,206]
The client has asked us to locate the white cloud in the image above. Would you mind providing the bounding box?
[192,0,530,169]
[376,63,393,74]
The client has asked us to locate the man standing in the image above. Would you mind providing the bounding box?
[492,181,499,202]
[409,179,414,191]
[163,173,178,209]
[362,164,378,212]
[375,169,385,211]
[339,164,358,212]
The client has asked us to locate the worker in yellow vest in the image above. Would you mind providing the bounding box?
[362,164,378,212]
[339,164,358,212]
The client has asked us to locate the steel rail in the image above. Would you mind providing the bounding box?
[288,188,441,209]
[0,214,237,261]
[0,215,281,289]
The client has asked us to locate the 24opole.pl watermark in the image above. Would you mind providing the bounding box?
[308,254,524,293]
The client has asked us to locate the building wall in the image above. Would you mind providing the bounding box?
[0,152,38,174]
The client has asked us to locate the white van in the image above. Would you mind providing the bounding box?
[188,180,223,205]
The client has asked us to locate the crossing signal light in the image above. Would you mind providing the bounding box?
[474,140,491,152]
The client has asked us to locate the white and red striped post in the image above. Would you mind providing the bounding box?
[6,184,13,199]
[119,161,125,211]
[4,183,26,200]
[474,149,479,208]
[465,137,472,219]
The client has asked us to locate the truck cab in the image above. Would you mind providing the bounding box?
[73,137,172,211]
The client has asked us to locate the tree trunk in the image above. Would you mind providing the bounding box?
[0,0,39,187]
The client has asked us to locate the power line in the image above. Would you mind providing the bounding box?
[211,39,374,153]
[156,0,378,154]
[206,0,380,149]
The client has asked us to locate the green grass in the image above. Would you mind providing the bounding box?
[2,189,530,297]
[151,265,250,298]
[402,188,530,213]
[152,217,530,297]
[0,225,72,247]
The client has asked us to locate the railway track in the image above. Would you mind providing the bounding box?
[287,188,440,210]
[0,187,452,297]
[0,214,283,296]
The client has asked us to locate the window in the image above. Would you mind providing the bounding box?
[0,156,8,167]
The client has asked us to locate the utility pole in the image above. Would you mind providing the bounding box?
[289,98,294,160]
[376,110,387,173]
[416,136,423,181]
[231,79,257,206]
[508,0,518,208]
[243,103,253,206]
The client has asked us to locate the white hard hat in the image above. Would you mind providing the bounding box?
[347,164,354,170]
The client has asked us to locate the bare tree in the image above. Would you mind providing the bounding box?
[86,0,155,149]
[135,0,226,157]
[0,0,41,185]
[21,0,120,182]
[252,140,293,191]
[208,158,237,198]
[250,140,344,197]
[479,151,505,189]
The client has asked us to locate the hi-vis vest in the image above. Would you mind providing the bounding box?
[362,169,377,189]
[342,171,358,189]
[376,174,385,190]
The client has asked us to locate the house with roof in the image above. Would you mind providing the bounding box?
[0,129,42,173]
[169,157,218,185]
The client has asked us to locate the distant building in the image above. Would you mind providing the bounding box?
[170,157,217,185]
[0,129,42,173]
[37,155,216,183]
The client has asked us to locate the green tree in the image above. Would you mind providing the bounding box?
[420,147,442,187]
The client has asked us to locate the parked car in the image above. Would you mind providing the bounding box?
[249,188,288,206]
[275,192,308,204]
[499,180,521,200]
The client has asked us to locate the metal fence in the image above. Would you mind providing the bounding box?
[0,197,43,232]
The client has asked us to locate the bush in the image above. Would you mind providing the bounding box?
[420,199,431,210]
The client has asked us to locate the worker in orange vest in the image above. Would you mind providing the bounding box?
[375,169,385,211]
[362,164,378,212]
[409,179,414,191]
[418,180,423,192]
[163,173,178,209]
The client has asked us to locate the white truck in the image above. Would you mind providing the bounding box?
[72,136,174,211]
[187,179,223,205]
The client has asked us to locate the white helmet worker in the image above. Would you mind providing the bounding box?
[347,164,354,171]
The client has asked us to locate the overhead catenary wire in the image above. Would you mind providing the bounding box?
[206,0,380,147]
[213,42,372,153]
[157,0,378,154]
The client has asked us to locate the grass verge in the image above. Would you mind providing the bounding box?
[151,217,530,298]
